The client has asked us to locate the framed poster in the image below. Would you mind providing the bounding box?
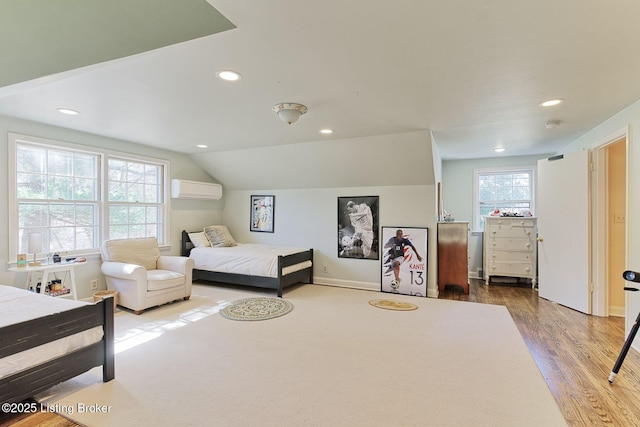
[381,226,428,297]
[250,195,275,232]
[337,196,379,260]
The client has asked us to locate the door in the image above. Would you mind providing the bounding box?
[537,150,590,313]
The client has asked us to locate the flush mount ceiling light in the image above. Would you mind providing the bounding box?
[539,98,564,107]
[319,129,334,134]
[215,70,242,82]
[272,103,308,125]
[494,147,507,153]
[545,120,561,129]
[196,144,208,148]
[57,108,79,115]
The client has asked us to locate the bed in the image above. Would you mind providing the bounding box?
[181,230,314,297]
[0,285,114,404]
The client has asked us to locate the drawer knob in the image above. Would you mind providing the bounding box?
[526,243,531,247]
[525,267,530,272]
[526,231,531,236]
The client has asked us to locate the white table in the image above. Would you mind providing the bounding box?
[9,261,87,300]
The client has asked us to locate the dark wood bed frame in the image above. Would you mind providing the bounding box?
[181,230,314,297]
[0,296,115,404]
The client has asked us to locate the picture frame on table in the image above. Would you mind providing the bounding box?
[250,195,275,232]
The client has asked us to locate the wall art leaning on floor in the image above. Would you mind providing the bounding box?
[381,226,428,297]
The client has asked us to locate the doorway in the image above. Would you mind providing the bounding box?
[593,133,628,318]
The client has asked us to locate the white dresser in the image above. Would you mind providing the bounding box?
[483,216,537,288]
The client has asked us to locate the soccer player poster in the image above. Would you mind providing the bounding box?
[381,226,428,297]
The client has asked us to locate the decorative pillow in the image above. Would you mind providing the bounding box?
[188,232,211,248]
[203,225,237,247]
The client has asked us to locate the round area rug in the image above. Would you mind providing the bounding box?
[220,297,294,321]
[368,299,419,311]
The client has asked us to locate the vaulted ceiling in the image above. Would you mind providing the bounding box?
[2,1,640,189]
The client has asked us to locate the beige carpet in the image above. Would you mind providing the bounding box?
[37,283,566,426]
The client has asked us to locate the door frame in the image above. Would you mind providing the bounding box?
[591,126,629,317]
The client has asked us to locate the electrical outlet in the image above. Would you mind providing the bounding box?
[323,265,328,273]
[90,279,98,290]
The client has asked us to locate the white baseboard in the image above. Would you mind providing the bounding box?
[313,276,439,298]
[609,305,625,317]
[312,276,379,292]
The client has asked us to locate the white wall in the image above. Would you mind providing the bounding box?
[561,100,640,347]
[222,185,440,297]
[442,154,551,276]
[0,116,222,299]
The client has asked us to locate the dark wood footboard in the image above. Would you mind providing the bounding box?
[0,296,115,404]
[182,230,313,297]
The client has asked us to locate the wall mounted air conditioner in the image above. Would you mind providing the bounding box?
[171,179,222,200]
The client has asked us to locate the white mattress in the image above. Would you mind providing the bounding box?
[189,243,312,277]
[0,285,104,379]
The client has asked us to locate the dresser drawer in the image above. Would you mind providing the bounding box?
[487,262,535,277]
[488,250,533,263]
[487,237,535,252]
[486,223,535,239]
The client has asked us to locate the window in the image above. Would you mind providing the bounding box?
[9,134,169,260]
[107,158,164,239]
[473,167,535,231]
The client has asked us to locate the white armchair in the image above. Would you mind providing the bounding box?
[100,237,194,314]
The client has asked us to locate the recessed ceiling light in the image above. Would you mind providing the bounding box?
[319,129,334,134]
[57,108,79,115]
[494,147,507,153]
[196,144,208,148]
[539,98,564,107]
[215,70,242,82]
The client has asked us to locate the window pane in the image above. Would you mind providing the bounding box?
[74,177,97,200]
[17,145,45,173]
[48,150,73,176]
[18,203,48,227]
[109,205,128,225]
[17,172,46,199]
[74,155,97,178]
[76,204,96,226]
[48,176,73,199]
[127,182,144,202]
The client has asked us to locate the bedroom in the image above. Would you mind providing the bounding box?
[2,0,640,424]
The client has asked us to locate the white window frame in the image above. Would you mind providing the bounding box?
[8,133,170,262]
[473,166,536,232]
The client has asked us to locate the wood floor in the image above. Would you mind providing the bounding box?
[440,279,640,427]
[3,279,640,426]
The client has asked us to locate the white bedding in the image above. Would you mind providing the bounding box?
[189,243,312,277]
[0,285,104,379]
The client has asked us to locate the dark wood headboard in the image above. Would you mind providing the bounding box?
[181,230,197,256]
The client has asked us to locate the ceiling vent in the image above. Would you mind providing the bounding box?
[171,179,222,200]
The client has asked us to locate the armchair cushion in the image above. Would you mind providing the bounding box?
[103,237,160,270]
[148,270,186,290]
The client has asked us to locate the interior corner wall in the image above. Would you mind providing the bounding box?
[441,154,551,277]
[221,185,439,296]
[0,115,221,299]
